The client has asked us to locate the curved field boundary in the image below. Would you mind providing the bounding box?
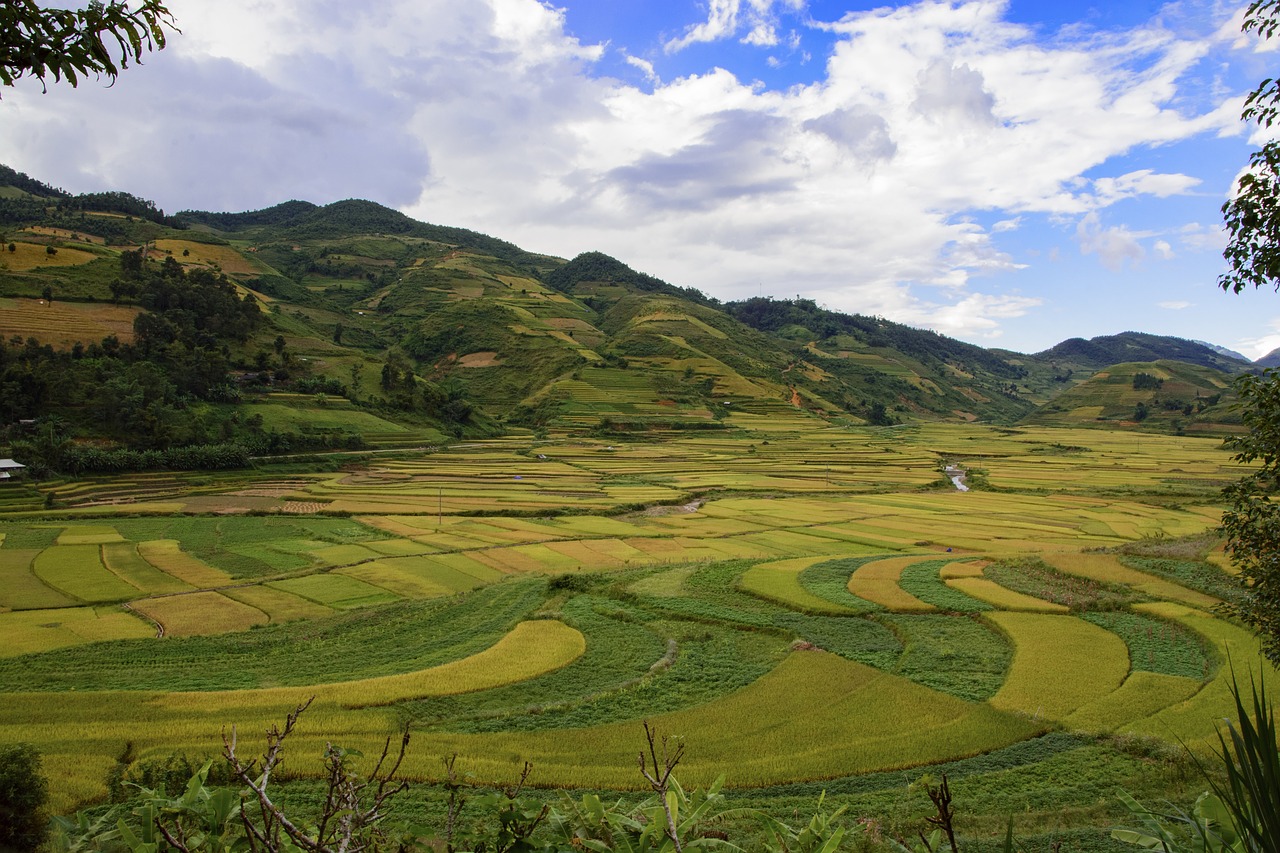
[153,619,586,711]
[1063,671,1203,733]
[739,557,860,614]
[33,544,138,603]
[0,605,152,657]
[0,549,74,609]
[402,650,1045,788]
[222,585,334,623]
[848,556,937,611]
[1040,552,1217,609]
[1123,602,1280,747]
[130,591,269,637]
[939,561,987,579]
[946,578,1069,613]
[101,542,193,595]
[137,540,235,589]
[987,612,1129,721]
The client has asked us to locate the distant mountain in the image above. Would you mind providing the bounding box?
[1255,347,1280,368]
[1036,332,1250,374]
[1192,340,1251,363]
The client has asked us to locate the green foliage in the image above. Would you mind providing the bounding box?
[1119,556,1241,605]
[1219,367,1280,664]
[0,742,49,852]
[1081,612,1215,679]
[898,560,992,612]
[0,1,175,91]
[984,558,1137,612]
[877,613,1011,701]
[1114,669,1280,852]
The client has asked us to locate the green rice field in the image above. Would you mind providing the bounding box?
[0,420,1274,849]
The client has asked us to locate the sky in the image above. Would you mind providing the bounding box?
[2,0,1279,357]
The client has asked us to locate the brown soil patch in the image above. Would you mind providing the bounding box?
[282,501,329,514]
[458,351,503,368]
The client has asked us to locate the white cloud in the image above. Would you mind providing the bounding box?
[1159,300,1192,309]
[0,0,1251,345]
[1154,239,1175,259]
[625,55,659,84]
[664,0,804,53]
[1076,213,1146,270]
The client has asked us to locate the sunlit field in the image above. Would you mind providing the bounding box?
[0,418,1271,848]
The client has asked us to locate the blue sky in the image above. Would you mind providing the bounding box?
[1,0,1276,357]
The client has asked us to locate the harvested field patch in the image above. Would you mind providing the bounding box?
[131,591,268,636]
[0,297,139,348]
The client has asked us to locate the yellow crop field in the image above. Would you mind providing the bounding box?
[153,239,261,275]
[0,549,74,609]
[0,605,151,657]
[57,526,125,545]
[157,619,585,712]
[0,242,97,271]
[1124,603,1280,747]
[1063,671,1204,733]
[940,561,987,579]
[987,612,1130,720]
[34,544,140,602]
[130,591,268,636]
[0,297,140,348]
[137,540,234,588]
[400,651,1045,789]
[101,542,193,595]
[1041,552,1218,608]
[946,578,1069,612]
[222,585,334,622]
[739,557,857,614]
[848,556,937,611]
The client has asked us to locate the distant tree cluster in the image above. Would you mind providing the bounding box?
[1131,372,1164,391]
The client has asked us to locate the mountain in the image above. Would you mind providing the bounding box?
[1035,332,1250,373]
[1193,339,1251,363]
[0,164,1252,453]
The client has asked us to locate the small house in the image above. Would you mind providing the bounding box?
[0,459,25,480]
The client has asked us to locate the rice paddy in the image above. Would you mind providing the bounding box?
[0,420,1265,847]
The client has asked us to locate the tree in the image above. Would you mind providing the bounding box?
[0,743,50,851]
[1221,371,1280,664]
[1220,0,1280,665]
[0,1,176,92]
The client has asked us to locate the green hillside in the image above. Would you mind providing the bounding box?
[0,163,1254,460]
[1024,360,1240,433]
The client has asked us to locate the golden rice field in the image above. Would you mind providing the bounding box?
[1,419,1276,843]
[0,296,140,348]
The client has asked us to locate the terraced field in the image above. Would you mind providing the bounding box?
[0,420,1272,849]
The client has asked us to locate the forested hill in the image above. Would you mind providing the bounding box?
[178,199,554,272]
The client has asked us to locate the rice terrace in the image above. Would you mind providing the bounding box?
[1,415,1275,848]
